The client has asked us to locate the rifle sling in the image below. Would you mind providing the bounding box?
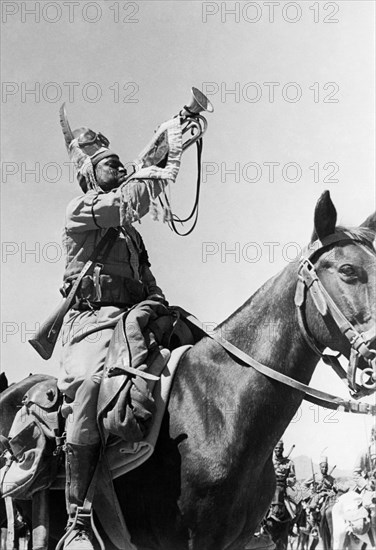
[47,227,120,342]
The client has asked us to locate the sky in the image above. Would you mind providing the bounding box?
[1,1,375,472]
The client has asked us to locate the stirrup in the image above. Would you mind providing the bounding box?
[55,507,105,550]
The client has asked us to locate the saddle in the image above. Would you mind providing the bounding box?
[1,307,196,501]
[268,483,299,523]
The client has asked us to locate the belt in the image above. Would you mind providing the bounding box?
[73,301,131,311]
[66,274,147,310]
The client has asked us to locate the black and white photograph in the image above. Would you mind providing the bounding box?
[1,1,375,549]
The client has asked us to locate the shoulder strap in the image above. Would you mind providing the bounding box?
[28,228,121,360]
[49,228,119,333]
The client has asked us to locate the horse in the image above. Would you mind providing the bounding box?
[1,191,375,550]
[267,506,298,550]
[265,488,300,550]
[302,491,336,550]
[318,492,338,550]
[293,502,319,550]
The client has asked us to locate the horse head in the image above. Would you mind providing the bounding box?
[296,190,376,398]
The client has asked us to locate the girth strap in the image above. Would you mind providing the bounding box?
[177,307,375,415]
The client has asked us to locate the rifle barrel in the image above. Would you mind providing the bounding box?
[286,444,295,459]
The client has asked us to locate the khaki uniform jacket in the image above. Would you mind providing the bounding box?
[62,117,183,297]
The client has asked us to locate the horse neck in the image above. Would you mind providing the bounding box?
[218,260,319,383]
[213,261,321,450]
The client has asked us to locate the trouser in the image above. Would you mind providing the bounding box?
[63,375,102,445]
[58,306,125,445]
[58,302,163,444]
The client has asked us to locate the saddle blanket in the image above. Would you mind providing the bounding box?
[103,344,191,478]
[88,345,191,550]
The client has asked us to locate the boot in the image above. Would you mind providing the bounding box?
[63,443,100,550]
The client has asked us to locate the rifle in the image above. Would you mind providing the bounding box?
[311,459,317,493]
[28,228,119,360]
[29,300,68,360]
[286,444,295,459]
[329,465,336,476]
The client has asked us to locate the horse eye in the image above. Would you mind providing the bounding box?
[339,264,357,278]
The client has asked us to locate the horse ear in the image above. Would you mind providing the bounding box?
[360,212,376,232]
[311,190,337,242]
[0,372,8,392]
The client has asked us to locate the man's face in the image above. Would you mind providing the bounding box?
[275,444,283,458]
[320,463,328,475]
[94,156,127,192]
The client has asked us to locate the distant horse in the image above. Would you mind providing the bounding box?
[294,503,319,550]
[266,489,300,550]
[317,493,337,550]
[1,192,375,550]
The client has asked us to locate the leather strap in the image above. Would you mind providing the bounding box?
[295,234,376,396]
[298,258,376,362]
[54,458,105,550]
[295,277,355,393]
[47,228,119,342]
[5,497,15,550]
[177,308,375,415]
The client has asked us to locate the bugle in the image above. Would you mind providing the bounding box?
[179,87,214,151]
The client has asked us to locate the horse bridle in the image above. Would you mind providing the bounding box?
[177,230,376,415]
[294,231,376,399]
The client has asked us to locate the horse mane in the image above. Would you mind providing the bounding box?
[335,225,375,248]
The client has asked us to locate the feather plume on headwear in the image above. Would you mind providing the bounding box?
[69,140,100,192]
[59,103,102,193]
[59,103,74,151]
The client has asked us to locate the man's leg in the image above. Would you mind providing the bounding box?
[58,307,124,549]
[63,375,102,550]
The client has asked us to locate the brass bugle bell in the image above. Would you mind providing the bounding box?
[179,87,214,151]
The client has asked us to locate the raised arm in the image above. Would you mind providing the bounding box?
[65,118,182,232]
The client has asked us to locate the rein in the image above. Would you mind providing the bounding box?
[176,232,376,415]
[178,307,375,416]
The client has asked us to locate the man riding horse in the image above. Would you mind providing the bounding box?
[303,455,337,549]
[304,455,337,514]
[269,440,296,522]
[56,110,184,549]
[255,440,297,550]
